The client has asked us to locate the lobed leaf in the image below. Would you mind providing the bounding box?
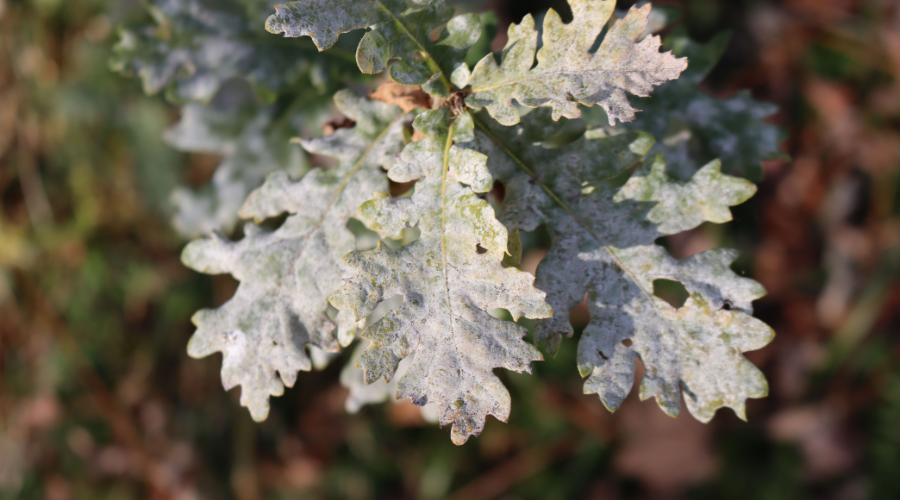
[181,91,412,421]
[166,86,327,237]
[112,0,360,237]
[341,341,441,421]
[468,109,774,422]
[591,30,786,181]
[265,0,481,96]
[465,0,687,126]
[329,108,552,444]
[341,340,409,413]
[111,0,354,102]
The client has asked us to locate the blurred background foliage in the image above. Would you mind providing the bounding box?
[1,0,900,499]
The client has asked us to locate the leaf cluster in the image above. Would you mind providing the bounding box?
[112,0,363,237]
[116,0,783,444]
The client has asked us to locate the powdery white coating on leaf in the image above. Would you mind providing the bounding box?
[265,0,385,49]
[165,95,320,238]
[181,91,411,421]
[465,0,687,126]
[615,158,758,234]
[112,0,365,237]
[111,0,360,238]
[329,108,552,445]
[111,0,337,102]
[576,245,772,422]
[341,340,410,412]
[599,31,786,181]
[340,340,437,423]
[265,0,481,96]
[470,109,773,423]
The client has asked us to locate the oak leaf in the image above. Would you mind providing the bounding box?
[181,91,411,420]
[330,108,552,444]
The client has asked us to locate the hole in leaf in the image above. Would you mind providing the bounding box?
[621,338,633,347]
[307,153,338,169]
[597,350,609,360]
[322,117,355,136]
[389,178,417,198]
[722,300,733,311]
[489,180,505,206]
[476,243,488,254]
[652,279,689,309]
[255,212,289,232]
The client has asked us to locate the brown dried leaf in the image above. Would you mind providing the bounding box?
[370,82,433,112]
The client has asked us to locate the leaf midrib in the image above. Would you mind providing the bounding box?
[439,117,460,381]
